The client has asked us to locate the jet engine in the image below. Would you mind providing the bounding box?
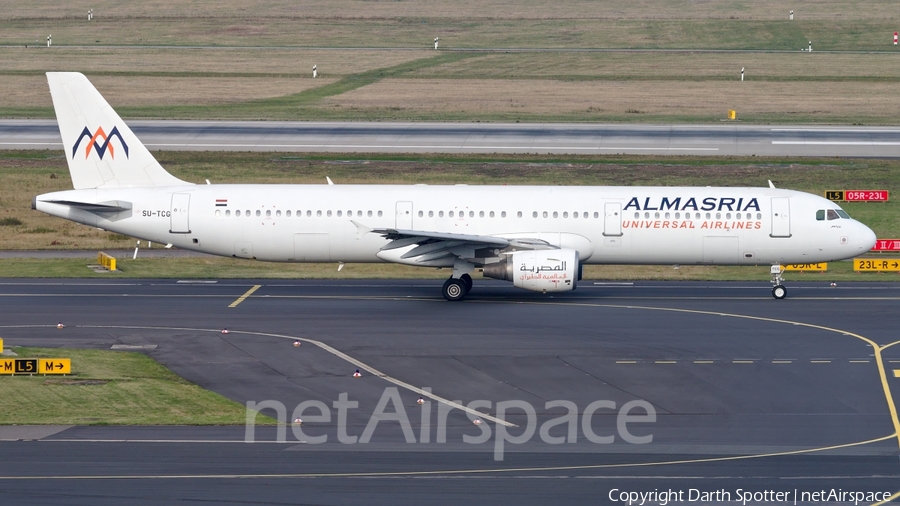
[482,249,580,292]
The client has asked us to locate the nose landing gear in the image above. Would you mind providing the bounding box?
[770,265,787,299]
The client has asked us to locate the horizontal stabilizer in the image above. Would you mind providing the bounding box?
[43,199,132,213]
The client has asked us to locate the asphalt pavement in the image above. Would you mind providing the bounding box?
[0,279,898,504]
[4,119,900,157]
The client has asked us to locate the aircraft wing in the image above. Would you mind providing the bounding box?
[371,227,555,263]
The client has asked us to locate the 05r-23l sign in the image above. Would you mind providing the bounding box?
[825,190,889,202]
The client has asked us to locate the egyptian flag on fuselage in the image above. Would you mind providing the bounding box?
[215,199,227,207]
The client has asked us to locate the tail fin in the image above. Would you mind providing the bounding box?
[47,72,190,189]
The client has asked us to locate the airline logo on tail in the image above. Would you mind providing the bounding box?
[71,126,129,160]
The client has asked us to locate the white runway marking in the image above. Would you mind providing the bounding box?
[143,143,719,151]
[772,141,900,146]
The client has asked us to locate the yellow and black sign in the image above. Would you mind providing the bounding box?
[825,190,845,201]
[0,358,71,375]
[784,263,827,271]
[39,359,71,374]
[854,258,900,272]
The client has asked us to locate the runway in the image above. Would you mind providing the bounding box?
[4,119,900,157]
[0,279,899,504]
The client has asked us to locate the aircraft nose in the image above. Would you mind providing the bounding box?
[857,222,877,252]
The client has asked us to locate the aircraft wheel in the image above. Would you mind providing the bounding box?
[442,278,468,301]
[460,273,473,292]
[772,285,787,299]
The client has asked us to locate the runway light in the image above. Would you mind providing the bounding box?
[830,282,837,287]
[293,341,302,347]
[56,322,65,329]
[353,369,361,378]
[293,418,302,425]
[417,397,425,405]
[473,418,483,426]
[221,328,230,334]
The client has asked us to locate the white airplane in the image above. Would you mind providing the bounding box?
[34,72,876,300]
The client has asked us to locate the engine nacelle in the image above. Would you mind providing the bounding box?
[482,249,580,292]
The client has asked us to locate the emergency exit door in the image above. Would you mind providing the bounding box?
[170,193,191,234]
[770,197,791,238]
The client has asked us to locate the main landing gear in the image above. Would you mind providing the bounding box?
[442,273,473,301]
[770,265,787,300]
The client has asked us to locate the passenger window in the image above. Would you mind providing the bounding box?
[664,212,670,219]
[215,210,221,217]
[816,210,825,221]
[827,209,839,220]
[227,210,233,217]
[377,211,383,217]
[256,210,261,217]
[480,211,485,218]
[336,210,342,217]
[266,210,272,217]
[489,211,494,218]
[276,210,281,217]
[317,210,322,217]
[533,211,538,218]
[307,210,312,217]
[725,213,731,219]
[418,210,423,218]
[705,213,711,219]
[285,210,291,217]
[469,211,474,218]
[367,210,372,217]
[543,211,549,218]
[675,212,680,219]
[756,213,762,219]
[644,212,650,219]
[552,211,558,218]
[501,211,507,218]
[654,212,660,219]
[449,211,455,218]
[429,211,434,218]
[563,212,568,218]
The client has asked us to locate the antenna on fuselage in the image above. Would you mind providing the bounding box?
[768,180,776,189]
[326,177,334,185]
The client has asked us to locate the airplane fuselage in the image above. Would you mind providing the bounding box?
[35,184,875,267]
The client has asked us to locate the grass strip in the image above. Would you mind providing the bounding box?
[0,347,271,425]
[0,257,896,282]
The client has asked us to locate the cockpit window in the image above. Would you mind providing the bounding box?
[818,208,852,220]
